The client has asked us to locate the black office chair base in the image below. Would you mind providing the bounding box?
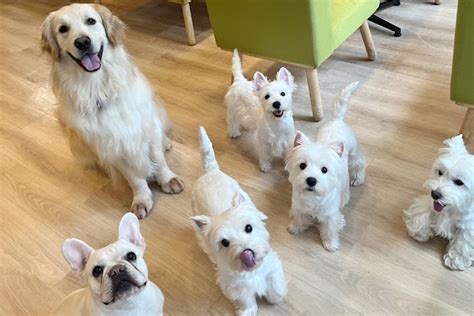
[369,14,402,37]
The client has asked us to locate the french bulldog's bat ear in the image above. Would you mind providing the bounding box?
[253,72,268,91]
[190,215,211,232]
[442,134,468,155]
[276,67,295,89]
[329,141,345,157]
[119,213,146,250]
[62,238,94,276]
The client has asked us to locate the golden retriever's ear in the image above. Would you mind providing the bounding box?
[41,12,60,59]
[94,4,126,46]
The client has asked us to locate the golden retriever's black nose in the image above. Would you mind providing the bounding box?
[74,36,91,51]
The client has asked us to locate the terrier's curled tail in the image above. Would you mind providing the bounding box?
[332,81,359,120]
[231,48,245,82]
[198,126,219,173]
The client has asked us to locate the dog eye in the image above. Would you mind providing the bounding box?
[221,239,230,247]
[280,92,285,96]
[86,18,96,25]
[438,170,443,176]
[264,94,270,100]
[92,265,103,277]
[58,25,69,34]
[245,224,252,233]
[126,252,137,261]
[321,167,328,174]
[454,179,464,186]
[299,163,307,170]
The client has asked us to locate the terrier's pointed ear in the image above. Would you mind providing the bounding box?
[93,4,126,46]
[253,72,268,91]
[276,67,295,88]
[294,131,307,148]
[329,142,345,157]
[256,210,268,222]
[62,238,94,276]
[232,190,249,207]
[41,11,60,59]
[190,215,211,232]
[119,213,146,250]
[442,134,469,155]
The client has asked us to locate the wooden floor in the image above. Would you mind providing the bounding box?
[1,0,473,315]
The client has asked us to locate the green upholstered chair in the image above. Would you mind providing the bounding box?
[206,0,379,121]
[95,0,196,45]
[451,0,473,145]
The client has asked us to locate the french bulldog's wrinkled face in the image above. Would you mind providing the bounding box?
[424,135,474,213]
[62,213,149,306]
[286,131,346,196]
[192,202,270,272]
[41,4,125,72]
[253,68,296,119]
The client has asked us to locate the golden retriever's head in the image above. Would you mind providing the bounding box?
[41,3,125,72]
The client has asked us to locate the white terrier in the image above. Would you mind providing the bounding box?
[224,49,297,172]
[403,135,474,271]
[285,82,365,251]
[191,127,287,315]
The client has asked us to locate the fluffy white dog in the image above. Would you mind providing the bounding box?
[41,4,184,219]
[403,135,474,271]
[224,49,296,172]
[53,213,164,315]
[191,127,287,316]
[285,82,365,251]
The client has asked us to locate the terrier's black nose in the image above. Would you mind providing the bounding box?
[306,177,317,187]
[431,190,442,200]
[109,265,126,277]
[272,101,281,109]
[74,36,91,51]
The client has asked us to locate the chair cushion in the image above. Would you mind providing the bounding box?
[329,0,379,48]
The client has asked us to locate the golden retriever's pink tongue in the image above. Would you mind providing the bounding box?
[81,53,101,71]
[433,201,444,212]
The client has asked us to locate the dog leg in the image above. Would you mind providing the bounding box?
[151,142,184,194]
[234,295,258,316]
[227,108,241,138]
[443,229,473,271]
[403,197,434,242]
[287,210,311,235]
[265,258,287,304]
[258,146,273,173]
[116,164,153,219]
[163,136,172,152]
[349,143,366,186]
[319,212,345,252]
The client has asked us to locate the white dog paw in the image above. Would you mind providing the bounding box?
[410,231,432,243]
[237,307,257,316]
[350,170,365,186]
[287,224,305,235]
[161,177,184,194]
[259,161,272,173]
[322,239,340,252]
[164,140,172,152]
[131,197,153,219]
[229,130,241,138]
[443,252,471,271]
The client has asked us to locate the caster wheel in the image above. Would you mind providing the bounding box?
[394,30,402,37]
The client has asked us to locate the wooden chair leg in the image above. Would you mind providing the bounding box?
[359,21,377,61]
[460,107,473,149]
[181,3,196,46]
[306,68,323,122]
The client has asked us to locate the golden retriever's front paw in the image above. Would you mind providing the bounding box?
[161,177,184,194]
[131,197,153,219]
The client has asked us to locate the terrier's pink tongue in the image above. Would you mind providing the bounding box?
[433,201,444,212]
[240,249,256,269]
[81,53,101,71]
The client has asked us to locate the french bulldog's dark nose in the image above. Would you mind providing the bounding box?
[109,265,126,277]
[306,177,317,187]
[431,190,442,200]
[74,36,91,51]
[272,101,281,109]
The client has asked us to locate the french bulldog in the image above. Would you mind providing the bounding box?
[52,213,164,315]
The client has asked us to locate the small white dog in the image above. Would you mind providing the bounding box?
[52,213,164,315]
[41,4,184,219]
[285,82,365,251]
[224,49,297,172]
[403,135,474,271]
[191,127,287,316]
